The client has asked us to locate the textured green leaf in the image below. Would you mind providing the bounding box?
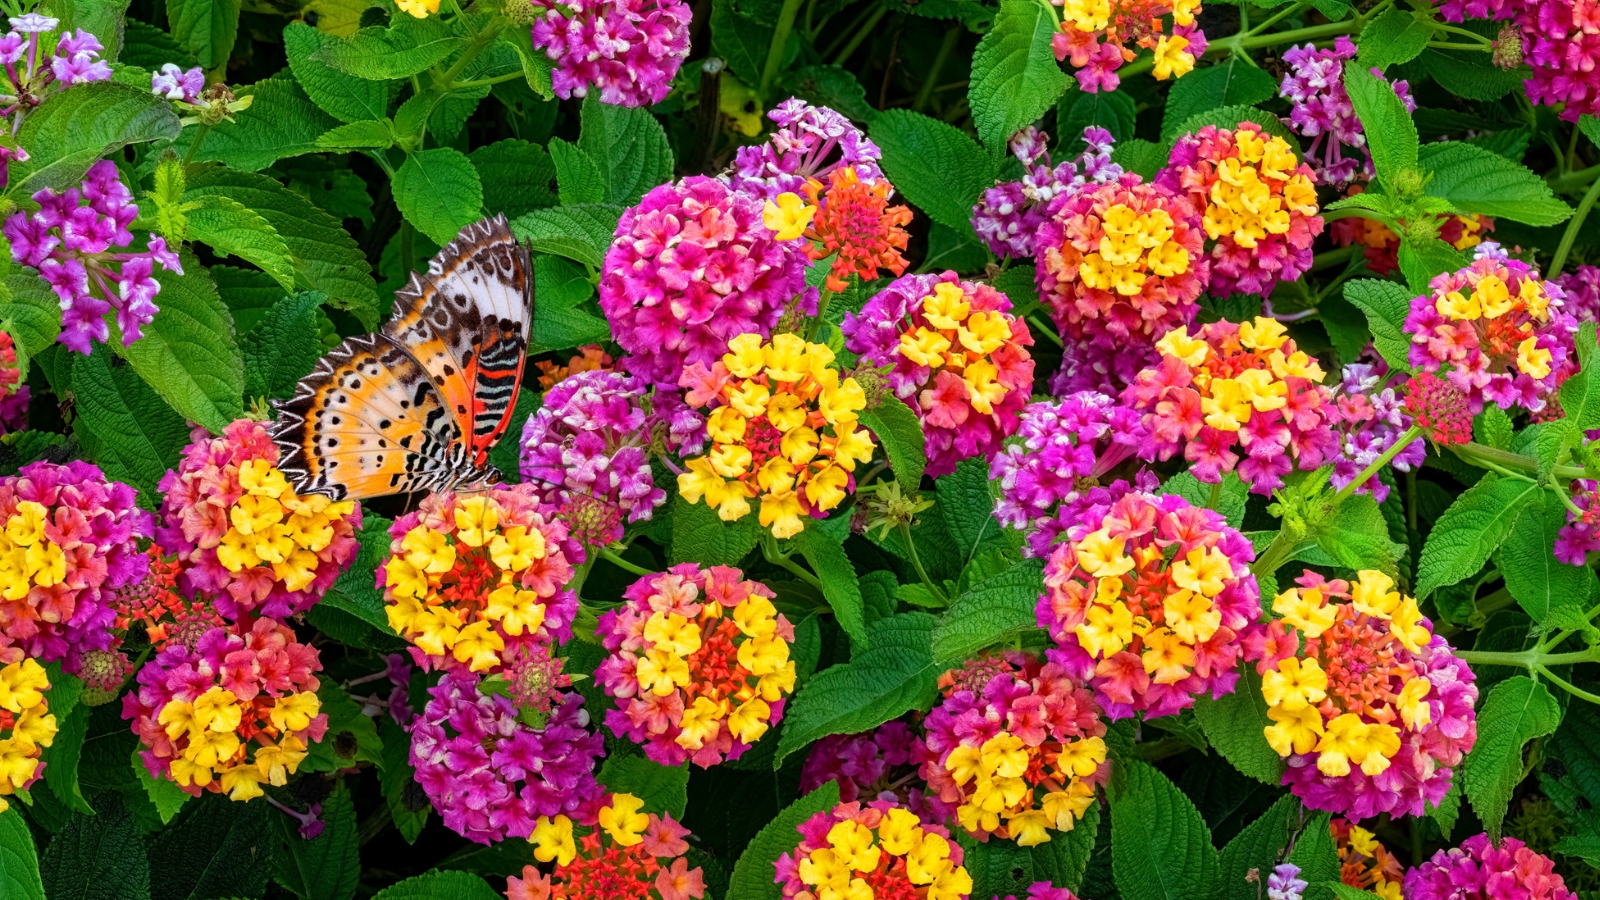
[300,682,382,774]
[39,699,92,816]
[511,204,622,269]
[1162,471,1247,530]
[173,74,339,171]
[577,95,674,206]
[1561,321,1600,431]
[708,0,770,87]
[1343,61,1418,185]
[1161,59,1277,141]
[549,138,606,206]
[1415,474,1541,598]
[931,558,1044,664]
[528,254,607,353]
[379,718,429,843]
[969,0,1071,152]
[859,396,926,491]
[667,494,763,566]
[311,15,463,81]
[1327,887,1385,900]
[185,194,298,291]
[1419,49,1526,101]
[1463,675,1561,839]
[728,783,840,900]
[131,751,190,825]
[241,291,324,402]
[1398,237,1468,296]
[43,0,130,60]
[1110,761,1221,900]
[0,808,44,900]
[934,457,1012,563]
[283,22,392,123]
[371,871,503,900]
[470,139,557,219]
[1494,489,1598,626]
[1342,279,1415,374]
[494,28,554,99]
[1064,90,1138,148]
[870,109,994,236]
[1314,494,1401,577]
[1288,812,1340,900]
[71,345,188,495]
[41,793,150,900]
[167,0,239,69]
[1419,142,1574,226]
[8,81,180,196]
[148,794,273,900]
[0,273,63,370]
[774,613,941,765]
[393,148,484,246]
[597,756,690,819]
[113,259,243,435]
[791,526,868,649]
[1193,667,1283,785]
[272,784,358,900]
[1217,795,1305,900]
[1173,105,1300,149]
[959,804,1098,897]
[1356,8,1433,70]
[122,18,197,70]
[314,120,394,150]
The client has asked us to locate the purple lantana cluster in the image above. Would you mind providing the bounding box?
[797,719,952,824]
[970,126,1123,259]
[5,160,182,353]
[150,63,203,102]
[1327,361,1424,504]
[726,98,883,200]
[409,672,605,845]
[1278,37,1415,186]
[527,0,691,107]
[1406,833,1575,900]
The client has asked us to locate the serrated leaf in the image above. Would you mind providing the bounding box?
[597,756,689,819]
[930,558,1044,663]
[1161,60,1277,141]
[71,345,188,495]
[709,0,771,87]
[241,291,324,401]
[378,718,428,843]
[150,155,187,244]
[371,871,503,900]
[1356,8,1432,70]
[1419,142,1574,226]
[174,74,339,171]
[0,808,43,900]
[8,81,180,197]
[392,148,484,246]
[1162,471,1247,529]
[1342,279,1415,374]
[167,0,239,69]
[1420,48,1526,101]
[1463,675,1561,839]
[283,21,392,124]
[549,137,606,206]
[934,457,1011,563]
[577,95,674,206]
[39,700,91,816]
[112,259,243,435]
[727,783,840,900]
[315,120,393,150]
[970,0,1071,153]
[1398,237,1468,296]
[0,274,62,367]
[774,613,941,765]
[1193,666,1283,785]
[1415,474,1541,598]
[1110,761,1221,900]
[960,808,1100,900]
[147,795,273,900]
[870,109,994,236]
[1217,795,1305,900]
[667,494,762,566]
[791,526,868,649]
[131,750,191,825]
[495,28,554,99]
[1063,89,1138,148]
[41,793,150,900]
[1315,494,1401,577]
[1561,321,1600,431]
[299,681,382,774]
[1343,61,1418,186]
[528,254,607,353]
[272,783,357,900]
[511,204,622,269]
[185,195,298,291]
[470,139,556,219]
[1327,887,1385,900]
[1494,489,1598,626]
[859,396,925,491]
[311,15,463,81]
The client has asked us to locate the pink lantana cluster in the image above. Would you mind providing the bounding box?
[1327,361,1424,504]
[1555,477,1600,565]
[990,392,1146,558]
[1403,246,1577,414]
[841,271,1035,477]
[916,652,1107,845]
[799,719,952,825]
[527,0,691,107]
[156,420,362,621]
[970,126,1123,259]
[1278,37,1416,186]
[411,671,605,844]
[0,330,26,434]
[1157,121,1324,298]
[5,160,182,353]
[599,175,815,386]
[1405,833,1575,900]
[727,99,884,200]
[0,460,150,670]
[1122,318,1340,494]
[1520,1,1600,122]
[1553,265,1600,324]
[1053,0,1207,93]
[1038,484,1263,719]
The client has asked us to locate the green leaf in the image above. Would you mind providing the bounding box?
[470,140,557,219]
[510,204,622,269]
[311,15,464,81]
[708,0,771,88]
[1160,59,1277,141]
[150,155,188,245]
[597,756,690,819]
[379,718,428,843]
[1356,8,1433,70]
[185,194,298,291]
[283,22,392,124]
[1315,494,1402,578]
[8,81,180,197]
[41,793,150,900]
[969,0,1071,153]
[774,613,941,765]
[1463,675,1561,839]
[1110,761,1221,900]
[1217,795,1307,900]
[1342,279,1415,375]
[1494,490,1598,626]
[1419,49,1526,101]
[549,137,606,206]
[528,254,608,353]
[112,259,243,435]
[0,274,63,368]
[314,120,394,150]
[960,809,1100,900]
[934,457,1011,563]
[1398,237,1468,296]
[370,871,503,900]
[43,0,130,59]
[167,0,239,69]
[1162,471,1247,530]
[1419,142,1574,226]
[1561,321,1600,431]
[869,109,994,236]
[1112,138,1168,182]
[859,396,926,491]
[321,510,399,637]
[1193,667,1284,785]
[39,700,92,816]
[1342,61,1418,186]
[272,783,358,900]
[241,291,324,401]
[186,167,380,328]
[1063,90,1138,148]
[1415,474,1541,598]
[728,783,841,900]
[1327,887,1385,900]
[123,18,197,71]
[667,493,763,566]
[131,751,191,825]
[930,558,1044,664]
[299,682,383,774]
[0,808,44,900]
[174,74,339,171]
[791,526,869,648]
[495,28,554,99]
[393,148,484,246]
[71,345,189,495]
[577,94,674,206]
[1172,105,1301,149]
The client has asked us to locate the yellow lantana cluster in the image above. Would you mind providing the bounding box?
[156,684,321,800]
[216,459,357,590]
[1196,129,1318,250]
[0,658,55,812]
[0,500,66,599]
[1080,204,1194,298]
[789,806,972,900]
[678,333,876,539]
[1154,316,1327,435]
[944,729,1103,845]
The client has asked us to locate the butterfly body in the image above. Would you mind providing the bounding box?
[272,215,533,501]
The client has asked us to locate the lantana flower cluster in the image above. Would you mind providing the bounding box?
[595,564,795,767]
[1158,122,1324,297]
[0,14,110,180]
[843,272,1035,477]
[380,485,578,675]
[1123,318,1340,494]
[1405,833,1575,900]
[1327,362,1424,504]
[1556,476,1600,564]
[800,719,953,824]
[1509,1,1600,123]
[775,800,972,900]
[1332,818,1404,900]
[1330,186,1492,278]
[411,671,604,844]
[600,176,814,386]
[972,126,1123,260]
[5,159,182,354]
[507,793,705,900]
[990,391,1145,557]
[1259,570,1478,820]
[524,0,691,107]
[123,618,327,801]
[113,547,227,653]
[676,334,875,539]
[1053,0,1206,93]
[1278,37,1415,186]
[916,652,1107,845]
[1038,485,1262,718]
[783,165,912,292]
[157,420,360,621]
[0,330,27,435]
[0,460,151,669]
[727,99,885,201]
[1404,248,1576,414]
[0,656,55,813]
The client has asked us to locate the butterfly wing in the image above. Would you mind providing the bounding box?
[383,214,533,469]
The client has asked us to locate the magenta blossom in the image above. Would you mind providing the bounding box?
[727,98,884,200]
[1278,37,1415,186]
[971,126,1124,259]
[798,719,952,825]
[1406,833,1574,900]
[528,0,690,107]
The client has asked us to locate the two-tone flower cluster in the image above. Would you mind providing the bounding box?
[1053,0,1206,92]
[1331,818,1404,900]
[1404,248,1577,414]
[0,330,27,435]
[1258,570,1478,820]
[595,564,795,767]
[990,392,1145,557]
[123,618,327,801]
[157,420,361,621]
[1038,485,1262,718]
[506,793,706,900]
[0,657,55,813]
[1123,318,1340,493]
[380,485,578,675]
[525,0,691,107]
[1405,833,1575,900]
[676,334,875,539]
[800,719,953,824]
[112,546,226,653]
[600,176,814,386]
[727,99,885,201]
[971,126,1123,260]
[775,800,972,900]
[1327,361,1424,504]
[843,272,1035,477]
[786,164,912,293]
[0,460,151,670]
[5,160,183,354]
[0,14,109,176]
[1278,37,1415,186]
[411,671,604,844]
[1158,122,1324,298]
[916,652,1107,845]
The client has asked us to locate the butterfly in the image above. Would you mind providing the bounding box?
[271,215,534,501]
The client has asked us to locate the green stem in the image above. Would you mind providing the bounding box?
[761,534,823,590]
[913,26,960,112]
[1119,19,1361,81]
[1432,22,1494,44]
[449,71,526,91]
[759,0,805,99]
[1552,171,1600,277]
[1242,0,1307,37]
[809,289,835,341]
[1028,315,1063,347]
[1551,163,1600,194]
[183,124,211,166]
[1426,41,1492,52]
[899,521,948,604]
[435,17,506,91]
[1311,246,1357,272]
[1251,530,1299,578]
[1331,425,1424,504]
[1207,480,1222,511]
[831,6,886,66]
[1539,666,1600,706]
[1455,646,1600,670]
[596,546,653,577]
[1453,441,1587,480]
